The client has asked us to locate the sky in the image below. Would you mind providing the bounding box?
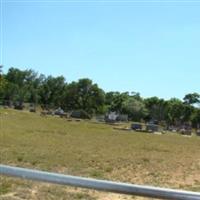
[1,0,200,99]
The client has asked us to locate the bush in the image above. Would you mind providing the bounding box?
[14,101,24,110]
[29,108,36,112]
[70,110,91,119]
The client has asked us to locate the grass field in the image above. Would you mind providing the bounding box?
[0,108,200,200]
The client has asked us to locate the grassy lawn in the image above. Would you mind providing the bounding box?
[0,108,200,199]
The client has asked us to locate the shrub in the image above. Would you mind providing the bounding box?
[70,110,91,119]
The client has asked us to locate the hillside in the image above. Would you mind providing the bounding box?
[0,109,200,200]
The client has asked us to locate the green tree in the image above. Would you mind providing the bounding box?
[183,93,200,105]
[122,96,148,121]
[108,92,129,112]
[191,108,200,128]
[0,65,3,76]
[39,75,66,108]
[165,98,192,125]
[64,78,105,114]
[4,68,43,105]
[0,66,7,103]
[144,97,168,122]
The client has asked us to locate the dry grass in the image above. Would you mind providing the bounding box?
[0,108,200,199]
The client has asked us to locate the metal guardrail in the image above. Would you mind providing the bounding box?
[0,164,200,200]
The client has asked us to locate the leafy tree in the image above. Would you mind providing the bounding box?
[166,98,188,125]
[191,108,200,128]
[1,81,18,105]
[105,92,120,106]
[0,65,3,76]
[122,96,148,121]
[39,75,66,108]
[108,92,129,113]
[144,97,167,122]
[6,68,27,87]
[4,68,43,105]
[64,78,105,114]
[1,66,199,128]
[183,93,200,105]
[23,70,41,104]
[0,66,7,103]
[181,104,194,122]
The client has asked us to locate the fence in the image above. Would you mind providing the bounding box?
[1,164,200,200]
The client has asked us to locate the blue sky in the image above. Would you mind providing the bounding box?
[1,1,200,99]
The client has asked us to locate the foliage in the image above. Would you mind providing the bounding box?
[105,92,129,112]
[183,93,200,105]
[39,75,66,108]
[144,97,167,121]
[64,78,105,114]
[122,96,148,121]
[191,108,200,128]
[0,66,199,127]
[71,109,92,119]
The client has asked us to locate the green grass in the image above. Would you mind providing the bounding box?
[0,181,11,195]
[0,108,200,199]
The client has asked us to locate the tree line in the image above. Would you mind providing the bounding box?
[0,66,200,128]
